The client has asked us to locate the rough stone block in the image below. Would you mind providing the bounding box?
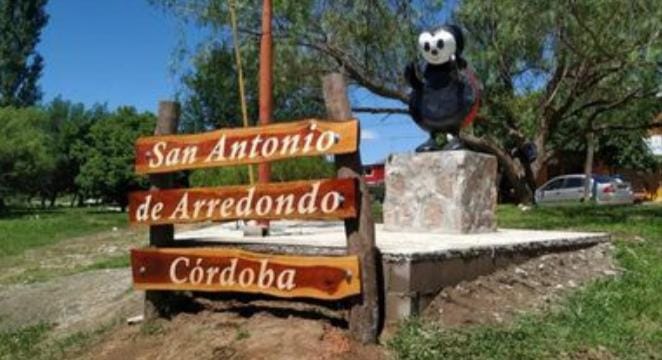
[383,150,497,234]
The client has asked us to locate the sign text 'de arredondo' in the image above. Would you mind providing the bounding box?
[129,178,356,225]
[135,119,358,174]
[132,248,361,300]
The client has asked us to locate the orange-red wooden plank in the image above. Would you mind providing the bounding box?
[128,178,356,225]
[134,119,358,174]
[131,247,361,300]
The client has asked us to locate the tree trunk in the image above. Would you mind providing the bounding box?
[508,165,534,204]
[461,133,534,204]
[70,193,77,208]
[583,130,595,201]
[49,192,57,208]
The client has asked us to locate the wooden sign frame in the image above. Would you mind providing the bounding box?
[137,73,380,344]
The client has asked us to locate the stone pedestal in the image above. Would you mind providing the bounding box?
[383,150,497,234]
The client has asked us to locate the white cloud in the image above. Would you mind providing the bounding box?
[361,129,379,141]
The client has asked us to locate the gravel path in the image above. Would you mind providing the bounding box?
[0,269,141,336]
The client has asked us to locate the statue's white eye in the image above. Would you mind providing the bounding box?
[418,32,433,52]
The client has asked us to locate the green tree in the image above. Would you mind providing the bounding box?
[0,107,54,210]
[76,107,155,211]
[0,0,49,107]
[179,40,325,133]
[152,0,661,204]
[456,0,660,202]
[40,97,100,207]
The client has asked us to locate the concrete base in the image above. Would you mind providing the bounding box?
[174,221,609,324]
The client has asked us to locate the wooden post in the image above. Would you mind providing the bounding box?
[322,73,380,344]
[144,101,180,320]
[257,0,273,232]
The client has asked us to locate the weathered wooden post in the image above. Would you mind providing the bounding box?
[144,101,180,320]
[322,73,380,343]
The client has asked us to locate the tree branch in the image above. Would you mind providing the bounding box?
[351,107,408,114]
[298,40,409,103]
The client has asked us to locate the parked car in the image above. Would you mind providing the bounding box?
[535,174,634,205]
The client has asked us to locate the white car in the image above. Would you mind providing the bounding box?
[535,174,634,205]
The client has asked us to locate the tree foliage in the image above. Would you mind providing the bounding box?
[459,0,660,199]
[39,98,107,206]
[0,107,54,207]
[0,0,49,107]
[76,107,155,210]
[179,38,326,133]
[153,0,661,203]
[151,0,437,102]
[190,156,335,187]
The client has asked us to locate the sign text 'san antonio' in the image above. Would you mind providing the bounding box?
[135,119,357,174]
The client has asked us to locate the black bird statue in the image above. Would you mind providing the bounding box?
[405,25,480,152]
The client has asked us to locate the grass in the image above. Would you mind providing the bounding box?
[140,322,165,336]
[0,321,119,360]
[389,204,662,359]
[85,254,131,270]
[0,323,51,360]
[0,207,126,259]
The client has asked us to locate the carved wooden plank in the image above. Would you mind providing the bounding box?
[131,248,361,300]
[323,73,380,344]
[135,118,358,174]
[128,178,357,225]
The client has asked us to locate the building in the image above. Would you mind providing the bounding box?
[363,162,385,186]
[645,124,662,156]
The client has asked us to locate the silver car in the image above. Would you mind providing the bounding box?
[535,174,634,205]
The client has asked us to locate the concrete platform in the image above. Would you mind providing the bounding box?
[174,221,610,323]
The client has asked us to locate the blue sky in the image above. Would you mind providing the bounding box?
[38,0,428,164]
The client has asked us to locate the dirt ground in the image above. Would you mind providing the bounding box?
[0,225,618,359]
[51,242,616,360]
[423,242,617,327]
[0,269,142,335]
[77,310,385,360]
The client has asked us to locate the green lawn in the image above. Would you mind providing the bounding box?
[0,207,127,259]
[390,204,662,359]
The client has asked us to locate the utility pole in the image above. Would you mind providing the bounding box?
[258,0,273,233]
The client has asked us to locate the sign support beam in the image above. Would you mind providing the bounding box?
[257,0,273,233]
[323,73,381,344]
[144,101,181,320]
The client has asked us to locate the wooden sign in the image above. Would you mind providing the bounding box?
[135,118,358,174]
[128,178,356,225]
[131,248,361,300]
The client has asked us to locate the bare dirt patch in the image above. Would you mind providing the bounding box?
[422,242,618,326]
[77,310,385,360]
